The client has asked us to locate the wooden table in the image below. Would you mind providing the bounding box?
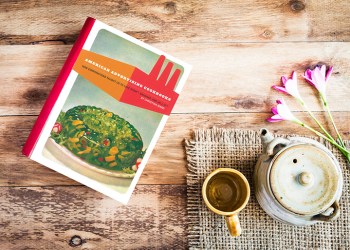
[1,1,350,249]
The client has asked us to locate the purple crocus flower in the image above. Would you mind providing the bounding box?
[304,65,333,97]
[267,99,301,124]
[272,71,303,101]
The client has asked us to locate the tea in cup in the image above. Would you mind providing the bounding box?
[202,168,250,236]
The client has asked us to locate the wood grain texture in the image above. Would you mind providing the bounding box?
[2,0,350,248]
[1,0,350,44]
[1,42,350,115]
[0,185,187,249]
[2,112,349,187]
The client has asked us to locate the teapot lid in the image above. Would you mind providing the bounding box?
[270,144,341,215]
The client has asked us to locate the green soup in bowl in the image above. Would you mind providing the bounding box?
[50,105,144,174]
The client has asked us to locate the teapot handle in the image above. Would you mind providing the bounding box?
[266,137,290,156]
[311,201,340,222]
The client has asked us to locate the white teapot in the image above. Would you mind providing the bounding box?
[254,129,343,226]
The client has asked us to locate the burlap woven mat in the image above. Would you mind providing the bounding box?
[185,128,350,250]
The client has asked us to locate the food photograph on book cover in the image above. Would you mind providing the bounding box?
[41,27,185,198]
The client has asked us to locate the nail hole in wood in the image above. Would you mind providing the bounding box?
[69,235,84,247]
[290,0,305,12]
[164,1,176,14]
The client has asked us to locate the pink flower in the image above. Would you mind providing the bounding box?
[272,71,303,101]
[304,65,333,96]
[267,99,301,123]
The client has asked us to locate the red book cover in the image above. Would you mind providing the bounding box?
[22,17,192,204]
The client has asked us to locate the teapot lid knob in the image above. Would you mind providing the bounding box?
[298,172,314,186]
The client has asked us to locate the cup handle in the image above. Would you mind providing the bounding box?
[311,201,340,222]
[225,214,241,237]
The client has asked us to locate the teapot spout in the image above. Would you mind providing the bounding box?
[260,128,274,153]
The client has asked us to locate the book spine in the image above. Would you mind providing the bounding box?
[22,17,96,157]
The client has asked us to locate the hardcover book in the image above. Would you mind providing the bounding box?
[22,17,191,204]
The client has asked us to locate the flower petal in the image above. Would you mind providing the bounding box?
[284,76,302,100]
[303,69,316,86]
[304,69,312,79]
[312,68,326,94]
[272,85,288,95]
[325,66,333,82]
[303,74,315,87]
[281,76,287,85]
[320,65,326,78]
[276,98,286,105]
[267,115,284,123]
[271,106,278,115]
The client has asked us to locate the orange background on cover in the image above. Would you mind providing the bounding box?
[73,50,135,100]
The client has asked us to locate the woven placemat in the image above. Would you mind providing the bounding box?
[185,128,350,250]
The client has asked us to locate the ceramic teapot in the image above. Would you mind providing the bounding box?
[254,128,343,226]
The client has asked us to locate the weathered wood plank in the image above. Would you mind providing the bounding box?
[1,42,350,115]
[0,185,187,249]
[1,0,350,44]
[1,112,349,187]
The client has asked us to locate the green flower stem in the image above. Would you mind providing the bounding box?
[295,120,350,163]
[337,146,350,163]
[320,94,346,148]
[300,101,337,144]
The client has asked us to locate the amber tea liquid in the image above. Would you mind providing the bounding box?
[206,173,246,212]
